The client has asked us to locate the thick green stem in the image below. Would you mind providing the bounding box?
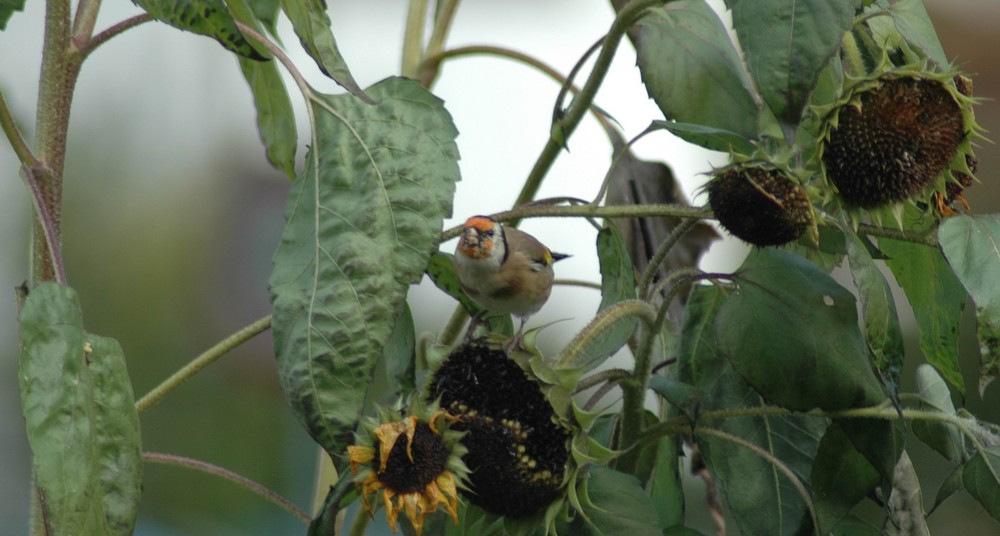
[0,91,38,167]
[556,299,656,368]
[70,0,102,47]
[510,0,661,216]
[135,316,272,413]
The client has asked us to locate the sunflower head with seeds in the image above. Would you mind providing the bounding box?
[347,405,468,535]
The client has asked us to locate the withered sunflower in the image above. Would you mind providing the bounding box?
[348,408,467,535]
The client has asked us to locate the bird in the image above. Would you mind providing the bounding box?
[453,215,569,348]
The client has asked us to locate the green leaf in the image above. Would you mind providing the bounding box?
[238,57,297,178]
[664,527,707,536]
[696,373,825,536]
[577,465,661,536]
[939,214,1000,397]
[132,0,265,60]
[269,77,460,458]
[636,0,760,140]
[648,376,702,417]
[648,120,755,154]
[680,285,826,536]
[729,0,860,126]
[246,0,280,38]
[870,0,948,67]
[930,464,964,515]
[847,234,905,391]
[676,284,727,391]
[0,0,25,30]
[425,251,514,336]
[790,224,847,273]
[912,364,964,463]
[18,283,142,535]
[648,436,684,530]
[577,226,638,370]
[279,0,373,102]
[811,422,880,533]
[962,447,1000,523]
[384,302,416,396]
[880,236,967,395]
[838,417,902,486]
[717,248,886,411]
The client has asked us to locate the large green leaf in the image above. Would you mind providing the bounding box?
[576,465,661,536]
[679,284,826,536]
[577,226,638,370]
[939,214,1000,396]
[238,57,297,178]
[269,77,460,459]
[880,236,967,395]
[810,422,880,533]
[279,0,372,102]
[717,248,886,411]
[636,0,760,140]
[963,447,1000,523]
[132,0,265,59]
[847,234,905,390]
[729,0,860,126]
[18,283,142,535]
[0,0,24,30]
[648,435,684,530]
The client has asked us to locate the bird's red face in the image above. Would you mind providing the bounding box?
[458,216,498,260]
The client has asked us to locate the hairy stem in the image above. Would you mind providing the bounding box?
[135,316,272,413]
[638,217,702,299]
[0,90,38,167]
[143,452,310,524]
[556,299,656,368]
[76,14,153,58]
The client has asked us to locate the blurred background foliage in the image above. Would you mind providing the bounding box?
[2,0,999,534]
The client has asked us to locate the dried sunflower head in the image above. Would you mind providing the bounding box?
[427,342,573,518]
[816,54,981,224]
[706,163,814,247]
[348,406,467,535]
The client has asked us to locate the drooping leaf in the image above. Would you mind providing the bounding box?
[962,447,1000,523]
[939,214,1000,396]
[576,465,661,536]
[830,515,883,536]
[269,77,460,459]
[847,234,905,391]
[577,226,638,370]
[912,364,964,463]
[838,417,902,487]
[810,422,880,533]
[238,57,297,178]
[930,465,964,515]
[648,376,702,417]
[279,0,373,102]
[648,120,755,154]
[717,248,886,411]
[729,0,860,126]
[880,236,967,395]
[425,251,514,337]
[648,435,684,530]
[636,0,760,140]
[696,367,826,536]
[0,0,25,30]
[680,285,826,536]
[132,0,266,60]
[18,283,142,535]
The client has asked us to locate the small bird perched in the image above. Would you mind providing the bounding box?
[454,215,569,347]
